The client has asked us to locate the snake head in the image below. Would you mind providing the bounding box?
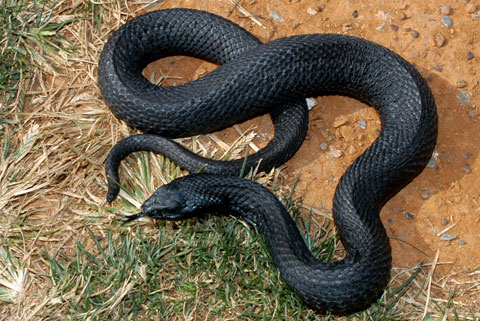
[119,184,189,222]
[137,184,189,220]
[139,178,212,221]
[121,175,217,222]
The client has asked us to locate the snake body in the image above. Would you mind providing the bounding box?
[98,9,438,313]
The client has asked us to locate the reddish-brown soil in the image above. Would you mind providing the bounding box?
[145,0,479,306]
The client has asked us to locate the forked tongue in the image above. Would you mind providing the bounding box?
[118,212,145,222]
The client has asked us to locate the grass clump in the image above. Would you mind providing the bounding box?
[0,0,76,108]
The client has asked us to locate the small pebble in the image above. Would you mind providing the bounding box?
[377,22,387,31]
[329,146,343,158]
[426,159,437,168]
[441,5,452,15]
[307,7,319,15]
[405,212,415,220]
[256,133,268,141]
[457,240,466,245]
[434,33,446,47]
[466,51,474,60]
[421,191,431,199]
[426,151,438,168]
[462,162,472,174]
[441,16,453,27]
[456,80,468,88]
[412,30,420,38]
[466,3,477,13]
[320,143,328,150]
[474,10,480,18]
[390,24,399,32]
[306,98,317,110]
[440,234,456,241]
[358,120,367,130]
[347,145,357,155]
[463,152,472,160]
[468,110,478,118]
[433,65,443,72]
[457,91,471,106]
[270,11,284,22]
[441,219,449,226]
[352,10,359,18]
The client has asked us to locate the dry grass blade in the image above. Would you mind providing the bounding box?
[226,0,266,29]
[423,249,440,319]
[0,246,28,304]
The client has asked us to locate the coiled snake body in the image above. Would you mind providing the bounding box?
[98,9,437,313]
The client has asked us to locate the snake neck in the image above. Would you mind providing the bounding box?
[147,174,391,313]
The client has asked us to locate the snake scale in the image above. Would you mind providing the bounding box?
[98,8,437,313]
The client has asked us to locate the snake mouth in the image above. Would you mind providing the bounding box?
[143,210,185,220]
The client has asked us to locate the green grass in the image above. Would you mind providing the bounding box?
[40,152,431,320]
[0,0,73,308]
[0,0,77,110]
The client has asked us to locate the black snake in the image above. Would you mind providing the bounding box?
[98,8,438,313]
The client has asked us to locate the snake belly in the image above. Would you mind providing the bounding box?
[98,8,438,313]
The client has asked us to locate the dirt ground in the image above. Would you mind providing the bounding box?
[145,0,480,308]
